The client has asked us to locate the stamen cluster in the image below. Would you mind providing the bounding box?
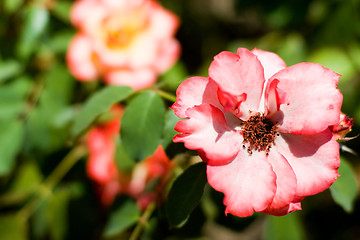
[241,113,279,155]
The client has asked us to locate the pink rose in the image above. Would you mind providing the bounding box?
[171,48,343,217]
[67,0,180,90]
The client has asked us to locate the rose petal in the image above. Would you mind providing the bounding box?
[66,35,98,81]
[104,68,156,90]
[86,127,117,183]
[153,39,181,73]
[270,63,343,135]
[263,198,302,216]
[264,79,289,117]
[263,151,297,212]
[251,48,286,81]
[70,0,106,34]
[208,48,265,117]
[207,150,276,217]
[173,104,242,165]
[171,77,222,118]
[275,129,340,198]
[148,1,180,38]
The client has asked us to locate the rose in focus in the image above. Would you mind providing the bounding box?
[171,48,343,217]
[86,105,173,209]
[67,0,180,90]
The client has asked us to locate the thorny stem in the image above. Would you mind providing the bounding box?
[129,201,156,240]
[18,145,87,220]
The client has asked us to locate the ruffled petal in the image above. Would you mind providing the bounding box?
[264,79,289,117]
[269,63,343,135]
[171,77,222,118]
[262,151,297,213]
[147,1,180,38]
[251,48,286,80]
[66,35,98,81]
[207,150,276,217]
[208,48,265,118]
[104,68,156,90]
[173,104,242,165]
[263,198,302,216]
[275,129,340,198]
[70,0,106,34]
[153,39,181,73]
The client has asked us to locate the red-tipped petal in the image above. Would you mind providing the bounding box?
[270,63,343,135]
[207,150,276,217]
[173,104,241,165]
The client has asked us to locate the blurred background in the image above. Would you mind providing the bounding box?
[0,0,359,239]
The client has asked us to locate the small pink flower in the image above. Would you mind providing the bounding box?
[86,105,124,206]
[171,48,343,217]
[67,0,180,90]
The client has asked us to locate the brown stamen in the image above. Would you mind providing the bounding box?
[241,113,279,156]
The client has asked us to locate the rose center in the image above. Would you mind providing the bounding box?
[103,11,148,49]
[241,113,279,155]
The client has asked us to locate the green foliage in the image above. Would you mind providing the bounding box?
[0,60,23,83]
[71,85,133,137]
[166,162,207,227]
[263,213,306,240]
[121,91,165,161]
[103,200,141,238]
[330,157,358,213]
[17,6,49,59]
[0,119,24,176]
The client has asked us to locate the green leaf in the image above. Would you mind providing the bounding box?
[0,119,24,176]
[121,91,165,161]
[0,60,22,83]
[330,157,358,213]
[71,86,133,137]
[17,6,49,59]
[0,76,31,120]
[263,213,306,240]
[115,138,136,172]
[161,109,180,149]
[103,200,141,238]
[166,162,207,227]
[0,214,27,240]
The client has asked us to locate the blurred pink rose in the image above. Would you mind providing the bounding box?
[67,0,180,90]
[171,48,343,217]
[86,106,173,208]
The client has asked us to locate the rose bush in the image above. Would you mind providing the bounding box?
[67,0,180,90]
[171,48,343,217]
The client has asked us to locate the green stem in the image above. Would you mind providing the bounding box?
[129,202,156,240]
[43,145,87,189]
[18,145,87,220]
[154,89,177,102]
